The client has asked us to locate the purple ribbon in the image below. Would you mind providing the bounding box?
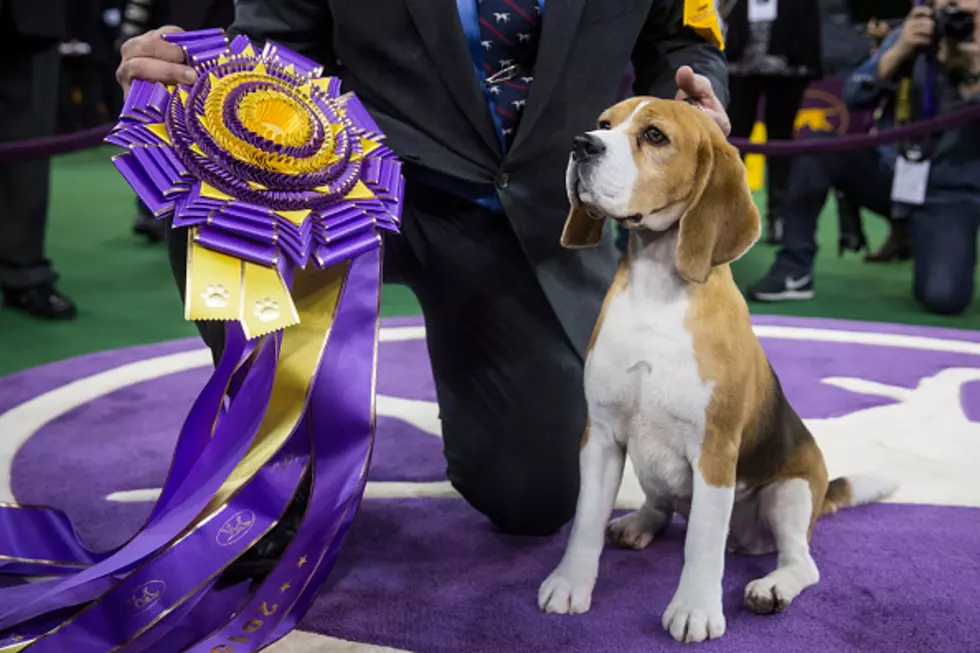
[0,336,282,629]
[0,250,385,648]
[186,247,380,652]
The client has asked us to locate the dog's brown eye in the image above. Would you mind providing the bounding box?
[597,120,611,130]
[642,126,668,146]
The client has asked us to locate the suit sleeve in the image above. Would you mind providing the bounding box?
[228,0,338,74]
[631,0,730,108]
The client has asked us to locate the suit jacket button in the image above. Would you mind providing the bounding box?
[496,173,510,190]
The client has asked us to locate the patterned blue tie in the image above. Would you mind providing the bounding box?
[477,0,542,147]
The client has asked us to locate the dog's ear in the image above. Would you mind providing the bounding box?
[560,202,605,248]
[674,125,761,284]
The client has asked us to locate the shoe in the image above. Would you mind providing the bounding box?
[864,222,910,263]
[746,269,814,302]
[3,283,77,320]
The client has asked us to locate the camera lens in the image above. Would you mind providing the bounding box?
[939,6,976,43]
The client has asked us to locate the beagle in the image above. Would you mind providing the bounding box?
[538,98,896,643]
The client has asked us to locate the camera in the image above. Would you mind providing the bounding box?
[935,3,976,44]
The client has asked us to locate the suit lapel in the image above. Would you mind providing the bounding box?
[510,0,586,153]
[404,0,502,158]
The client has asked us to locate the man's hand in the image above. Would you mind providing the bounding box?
[116,26,197,95]
[866,18,893,43]
[877,6,935,81]
[674,66,730,136]
[894,6,936,59]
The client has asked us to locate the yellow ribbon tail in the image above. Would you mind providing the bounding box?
[185,235,302,339]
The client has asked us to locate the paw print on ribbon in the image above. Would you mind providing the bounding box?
[253,298,280,323]
[201,284,230,308]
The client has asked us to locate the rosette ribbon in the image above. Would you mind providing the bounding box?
[0,29,402,652]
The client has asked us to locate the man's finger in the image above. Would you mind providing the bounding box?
[909,5,933,18]
[675,66,713,100]
[121,27,187,65]
[118,57,197,90]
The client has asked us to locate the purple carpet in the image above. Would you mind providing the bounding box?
[1,316,979,652]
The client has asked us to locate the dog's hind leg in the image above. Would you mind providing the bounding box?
[539,421,625,615]
[608,498,672,550]
[743,477,821,614]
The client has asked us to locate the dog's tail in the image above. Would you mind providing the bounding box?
[821,473,898,516]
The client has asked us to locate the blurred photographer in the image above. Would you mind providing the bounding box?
[747,0,980,315]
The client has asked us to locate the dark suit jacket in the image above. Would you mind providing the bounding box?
[230,0,728,356]
[167,0,235,32]
[1,0,68,41]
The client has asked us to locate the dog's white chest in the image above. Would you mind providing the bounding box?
[585,267,714,504]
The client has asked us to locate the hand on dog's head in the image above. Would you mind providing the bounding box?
[562,97,761,284]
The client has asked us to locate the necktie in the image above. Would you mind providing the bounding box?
[477,0,542,147]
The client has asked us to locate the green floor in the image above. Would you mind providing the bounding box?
[1,147,979,377]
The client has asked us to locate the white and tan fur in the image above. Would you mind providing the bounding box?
[539,98,896,643]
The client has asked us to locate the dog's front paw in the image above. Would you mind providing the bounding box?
[538,564,596,615]
[662,590,726,643]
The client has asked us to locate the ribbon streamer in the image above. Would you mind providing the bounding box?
[0,29,401,652]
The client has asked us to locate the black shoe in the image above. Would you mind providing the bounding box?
[746,269,814,302]
[864,221,911,263]
[3,283,77,320]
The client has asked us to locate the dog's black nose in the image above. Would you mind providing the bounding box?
[572,134,606,162]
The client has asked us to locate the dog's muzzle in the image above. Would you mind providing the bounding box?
[571,134,606,163]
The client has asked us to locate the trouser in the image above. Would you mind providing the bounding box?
[0,45,60,290]
[774,141,980,316]
[58,54,104,132]
[167,180,587,535]
[728,74,811,222]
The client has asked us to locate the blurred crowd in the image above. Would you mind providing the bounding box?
[612,0,980,317]
[0,0,233,320]
[732,0,980,316]
[58,0,234,134]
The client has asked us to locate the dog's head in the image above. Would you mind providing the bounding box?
[561,97,760,284]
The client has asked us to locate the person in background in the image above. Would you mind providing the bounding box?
[855,17,915,263]
[121,0,234,243]
[747,1,980,315]
[722,0,823,244]
[57,0,107,133]
[0,0,76,320]
[835,15,902,260]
